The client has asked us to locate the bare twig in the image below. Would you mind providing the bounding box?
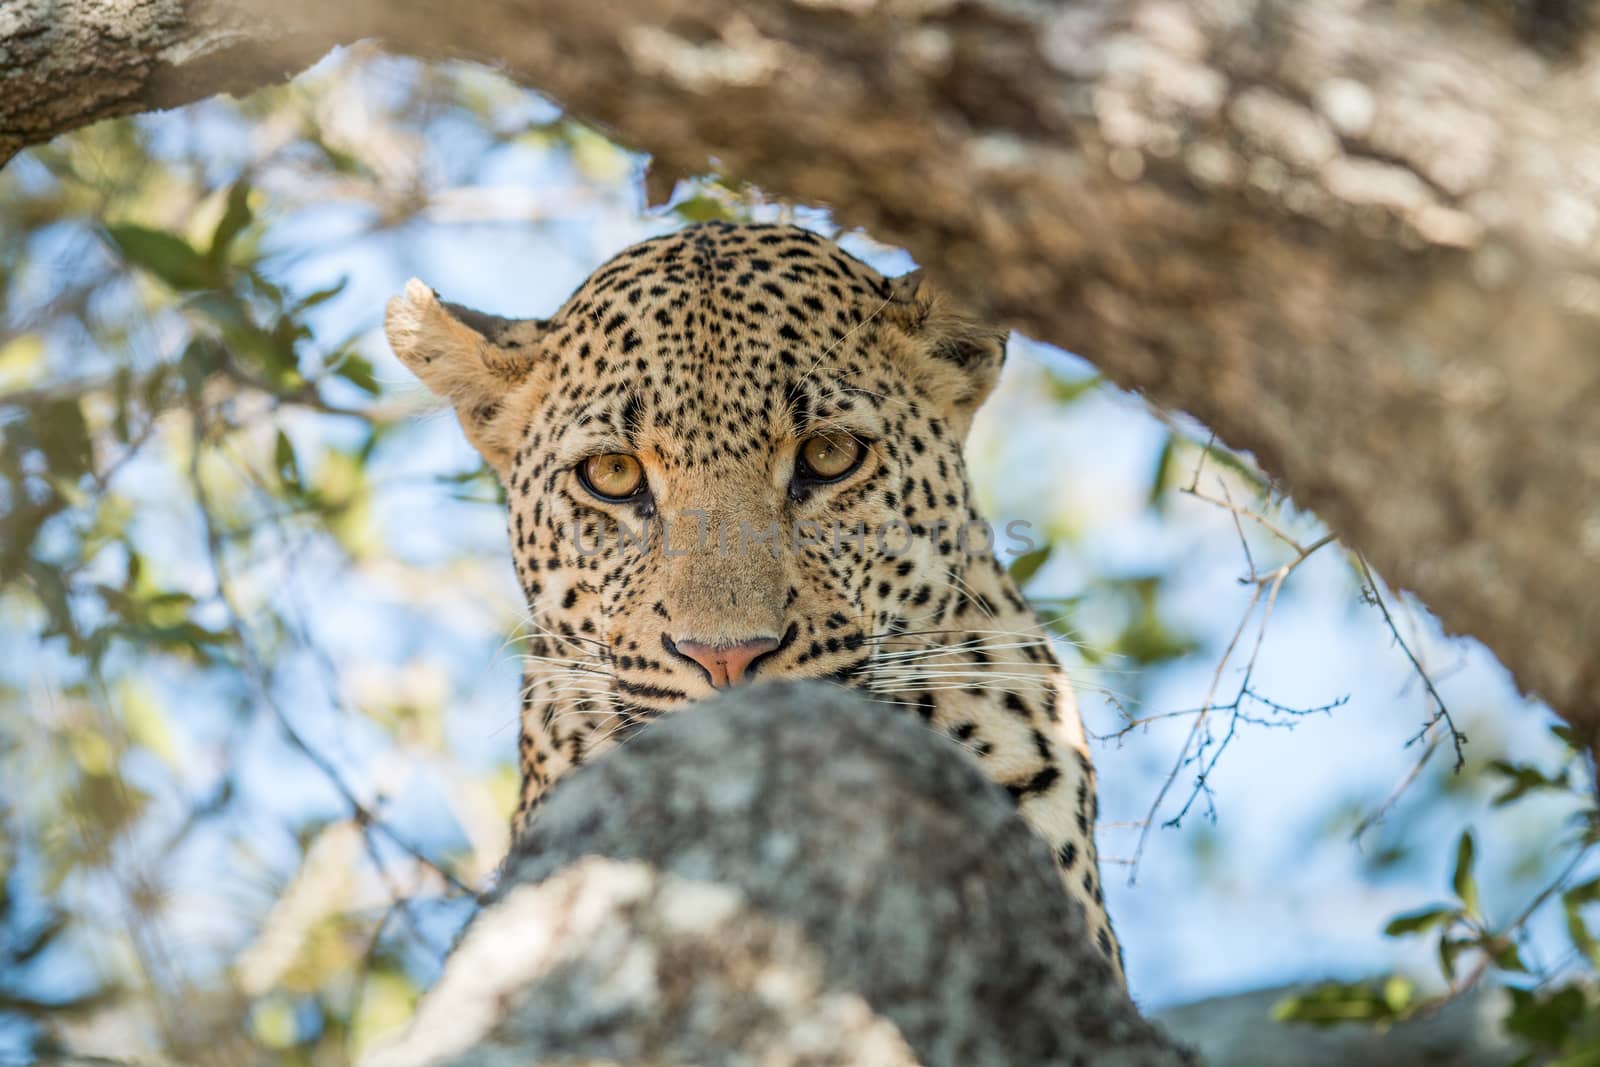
[186,401,474,898]
[1115,438,1345,885]
[1350,734,1442,841]
[1357,556,1467,772]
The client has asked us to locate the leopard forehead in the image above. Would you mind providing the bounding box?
[520,222,912,467]
[485,223,1009,653]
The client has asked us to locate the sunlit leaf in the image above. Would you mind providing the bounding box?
[350,967,420,1058]
[120,681,178,767]
[1272,979,1413,1027]
[0,332,45,391]
[249,994,301,1050]
[67,730,115,777]
[1047,371,1101,405]
[673,195,735,223]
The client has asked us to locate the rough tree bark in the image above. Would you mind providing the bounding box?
[360,682,1190,1067]
[352,683,1513,1066]
[3,0,1598,729]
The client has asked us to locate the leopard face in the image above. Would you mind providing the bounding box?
[387,221,1124,981]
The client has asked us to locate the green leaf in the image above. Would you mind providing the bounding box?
[1381,975,1415,1013]
[1147,432,1176,508]
[1551,1043,1600,1067]
[33,397,93,480]
[141,362,172,413]
[1047,372,1102,405]
[111,366,133,444]
[1505,984,1591,1051]
[1439,936,1469,982]
[1566,901,1600,968]
[1008,545,1051,588]
[1567,876,1600,906]
[333,353,380,395]
[295,278,348,311]
[1493,941,1529,974]
[1452,830,1479,916]
[1487,759,1568,806]
[105,224,216,290]
[1272,980,1412,1027]
[1383,905,1460,938]
[1551,723,1581,751]
[209,178,254,266]
[180,338,223,400]
[275,430,302,492]
[1564,881,1600,968]
[673,195,735,223]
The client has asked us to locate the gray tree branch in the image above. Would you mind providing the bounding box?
[361,682,1190,1066]
[5,0,1596,726]
[352,684,1519,1065]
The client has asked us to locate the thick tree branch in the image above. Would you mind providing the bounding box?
[5,0,1598,723]
[361,682,1190,1066]
[0,1,339,160]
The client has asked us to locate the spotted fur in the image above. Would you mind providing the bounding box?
[386,222,1123,981]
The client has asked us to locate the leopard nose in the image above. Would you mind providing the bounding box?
[666,635,781,688]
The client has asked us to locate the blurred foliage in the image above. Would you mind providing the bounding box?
[0,47,800,1064]
[0,44,1594,1067]
[1276,724,1600,1063]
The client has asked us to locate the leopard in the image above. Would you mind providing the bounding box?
[384,221,1124,982]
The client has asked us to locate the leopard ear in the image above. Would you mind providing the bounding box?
[884,269,1006,428]
[385,278,550,477]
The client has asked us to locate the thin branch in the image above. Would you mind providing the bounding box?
[1357,555,1467,772]
[1351,734,1442,841]
[186,400,474,898]
[1119,448,1344,885]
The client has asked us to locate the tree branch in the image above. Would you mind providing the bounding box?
[5,0,1597,727]
[361,682,1192,1066]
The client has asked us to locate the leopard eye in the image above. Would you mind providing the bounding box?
[796,433,865,483]
[578,453,646,501]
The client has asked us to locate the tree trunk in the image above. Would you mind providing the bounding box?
[4,0,1596,729]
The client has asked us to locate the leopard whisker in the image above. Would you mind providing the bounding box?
[869,639,1054,660]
